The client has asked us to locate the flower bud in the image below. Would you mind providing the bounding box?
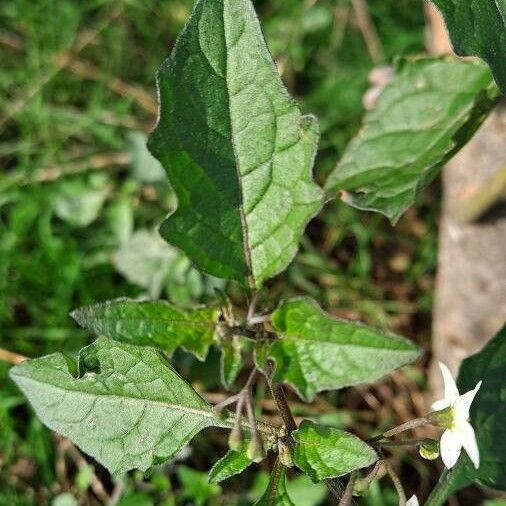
[247,438,265,463]
[228,426,242,451]
[428,406,454,429]
[419,439,439,460]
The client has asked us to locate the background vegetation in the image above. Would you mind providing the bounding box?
[0,0,471,504]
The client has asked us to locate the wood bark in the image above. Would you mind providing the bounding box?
[426,4,506,393]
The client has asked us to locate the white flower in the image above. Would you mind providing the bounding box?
[406,496,419,506]
[431,362,482,470]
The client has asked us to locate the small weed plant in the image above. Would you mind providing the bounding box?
[9,0,506,504]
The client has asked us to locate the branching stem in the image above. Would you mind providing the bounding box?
[354,460,383,493]
[263,360,345,504]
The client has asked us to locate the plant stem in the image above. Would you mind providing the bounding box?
[264,362,298,436]
[379,438,429,448]
[263,360,344,504]
[354,460,382,493]
[368,417,430,443]
[247,291,260,323]
[383,458,407,506]
[248,314,272,325]
[423,467,453,506]
[338,472,357,506]
[265,457,284,503]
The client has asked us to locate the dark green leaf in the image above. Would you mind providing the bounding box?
[269,297,420,401]
[426,324,506,503]
[9,338,229,474]
[71,298,219,361]
[148,0,323,289]
[255,462,295,506]
[293,420,377,482]
[431,0,506,93]
[325,57,499,223]
[209,443,253,484]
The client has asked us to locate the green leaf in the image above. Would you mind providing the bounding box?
[209,443,253,484]
[254,340,270,370]
[148,0,324,289]
[53,174,109,227]
[116,492,154,506]
[269,297,420,401]
[426,324,506,503]
[220,335,245,389]
[177,466,221,506]
[325,57,499,223]
[9,337,229,474]
[127,131,166,184]
[293,420,377,482]
[71,298,220,361]
[431,0,506,93]
[112,229,224,302]
[112,229,178,298]
[255,463,295,506]
[285,474,327,506]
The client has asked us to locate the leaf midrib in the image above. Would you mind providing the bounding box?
[221,2,255,289]
[88,316,217,328]
[278,333,416,352]
[13,373,228,426]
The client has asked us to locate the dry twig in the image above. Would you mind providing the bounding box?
[350,0,384,64]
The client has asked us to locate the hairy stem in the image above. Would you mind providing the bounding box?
[354,460,383,494]
[338,472,357,506]
[264,361,297,436]
[369,417,430,443]
[263,360,344,504]
[383,458,407,506]
[379,438,430,448]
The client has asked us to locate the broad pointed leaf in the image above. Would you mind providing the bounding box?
[148,0,324,289]
[325,57,499,223]
[255,463,295,506]
[71,299,220,361]
[431,0,506,93]
[9,338,229,474]
[209,443,253,484]
[293,420,377,482]
[426,324,506,503]
[269,297,420,401]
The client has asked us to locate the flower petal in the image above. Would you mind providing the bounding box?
[454,381,482,422]
[459,421,480,469]
[431,398,450,411]
[406,495,419,506]
[439,362,460,404]
[440,428,462,469]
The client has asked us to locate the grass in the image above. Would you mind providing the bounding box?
[0,0,447,504]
